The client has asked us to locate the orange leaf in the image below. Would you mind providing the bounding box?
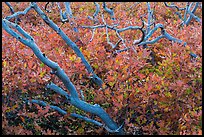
[107,75,115,82]
[28,61,33,69]
[137,73,145,79]
[198,129,202,135]
[150,94,158,99]
[118,94,123,101]
[20,116,25,123]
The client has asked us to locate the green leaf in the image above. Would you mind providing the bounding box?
[135,88,140,93]
[186,88,192,95]
[123,92,128,98]
[93,64,98,69]
[109,82,115,87]
[77,127,84,134]
[136,117,140,124]
[165,91,172,97]
[40,63,45,67]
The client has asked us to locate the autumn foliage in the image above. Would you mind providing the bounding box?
[2,2,202,135]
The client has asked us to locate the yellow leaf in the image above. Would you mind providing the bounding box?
[79,7,83,12]
[164,107,169,112]
[172,53,177,57]
[6,104,18,112]
[3,60,7,67]
[80,47,83,52]
[69,54,77,61]
[39,71,46,77]
[11,104,18,111]
[75,57,81,63]
[24,63,27,68]
[181,125,187,130]
[30,78,36,83]
[6,108,11,113]
[186,45,190,51]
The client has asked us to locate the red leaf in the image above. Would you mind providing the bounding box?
[176,80,184,87]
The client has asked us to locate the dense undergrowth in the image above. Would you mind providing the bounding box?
[2,2,202,135]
